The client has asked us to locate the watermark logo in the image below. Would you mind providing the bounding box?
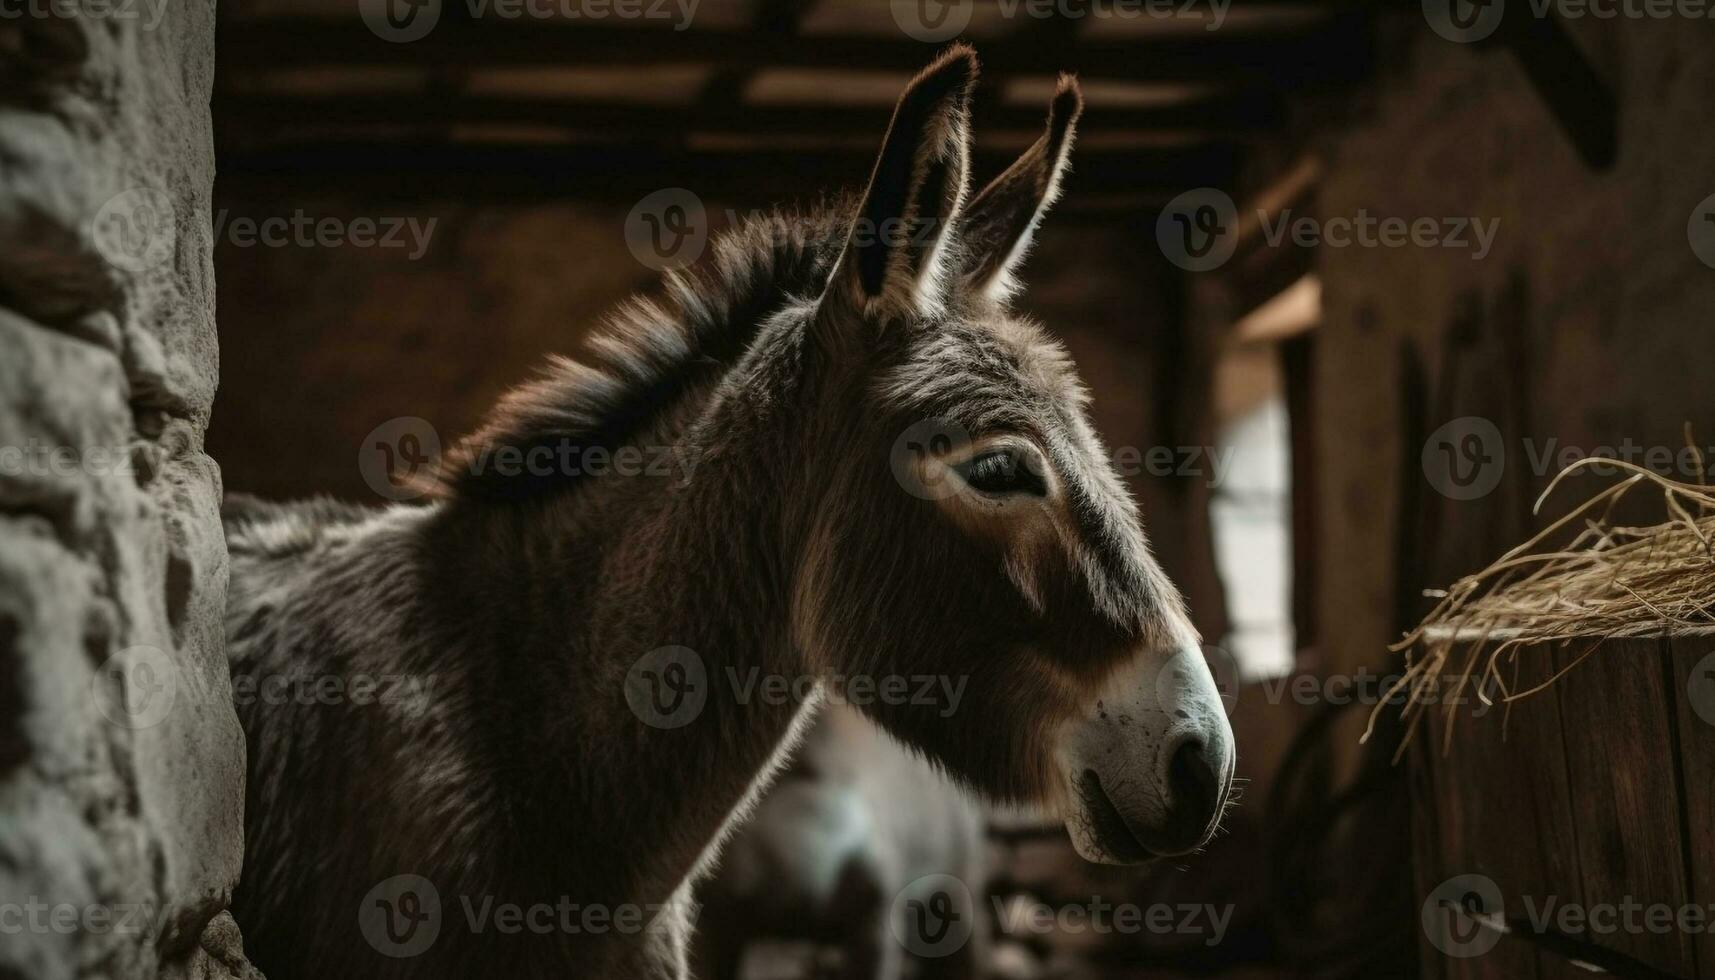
[360,874,442,957]
[891,0,973,41]
[462,437,702,486]
[92,188,176,274]
[1258,210,1499,260]
[1421,426,1715,499]
[1422,874,1505,958]
[625,188,709,271]
[1422,416,1505,500]
[1203,643,1240,716]
[210,209,437,259]
[1256,666,1499,716]
[994,896,1234,945]
[1423,0,1506,42]
[360,0,443,42]
[1689,193,1715,270]
[891,874,975,958]
[625,645,709,729]
[890,419,975,501]
[1154,645,1235,720]
[1430,0,1715,38]
[1157,190,1500,270]
[91,644,178,730]
[359,417,442,502]
[0,0,171,30]
[1157,188,1239,273]
[1688,652,1715,727]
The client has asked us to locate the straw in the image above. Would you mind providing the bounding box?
[1366,436,1715,755]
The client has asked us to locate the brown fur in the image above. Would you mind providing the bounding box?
[222,47,1230,980]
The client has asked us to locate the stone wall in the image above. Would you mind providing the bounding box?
[0,2,257,977]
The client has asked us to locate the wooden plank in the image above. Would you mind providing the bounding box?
[1419,644,1584,980]
[1668,634,1715,980]
[1553,636,1699,977]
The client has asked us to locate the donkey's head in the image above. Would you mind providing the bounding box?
[793,46,1234,863]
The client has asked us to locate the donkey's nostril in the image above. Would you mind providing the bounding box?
[1161,737,1222,851]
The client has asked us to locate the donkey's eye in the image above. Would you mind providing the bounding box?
[956,448,1048,497]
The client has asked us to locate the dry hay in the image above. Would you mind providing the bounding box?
[1366,444,1715,756]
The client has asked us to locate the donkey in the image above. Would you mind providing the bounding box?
[221,45,1234,980]
[692,705,990,980]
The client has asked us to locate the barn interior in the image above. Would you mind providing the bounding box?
[4,3,1715,980]
[207,5,1715,978]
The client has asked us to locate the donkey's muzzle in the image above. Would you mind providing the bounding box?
[1075,727,1229,861]
[1061,643,1235,864]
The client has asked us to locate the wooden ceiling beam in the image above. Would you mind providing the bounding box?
[216,15,1371,86]
[215,140,1241,205]
[212,89,1284,146]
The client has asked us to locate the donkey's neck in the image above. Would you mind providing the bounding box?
[418,324,824,917]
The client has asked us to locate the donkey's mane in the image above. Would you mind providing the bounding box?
[437,202,854,501]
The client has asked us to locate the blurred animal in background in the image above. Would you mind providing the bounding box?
[694,706,988,980]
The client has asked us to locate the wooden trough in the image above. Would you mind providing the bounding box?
[1398,464,1715,978]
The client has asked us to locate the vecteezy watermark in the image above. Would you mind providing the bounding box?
[0,0,170,30]
[361,0,698,42]
[358,874,684,957]
[229,669,439,717]
[1425,0,1715,44]
[1157,188,1500,272]
[1688,652,1715,728]
[0,897,165,936]
[0,439,149,480]
[994,895,1235,946]
[1424,874,1715,960]
[892,420,1241,499]
[359,417,707,501]
[359,417,443,502]
[1156,188,1240,273]
[890,874,977,957]
[1255,665,1500,717]
[1422,423,1715,500]
[467,0,700,28]
[360,875,443,958]
[211,209,437,260]
[1421,0,1508,42]
[891,0,1232,43]
[1256,208,1499,261]
[1422,416,1506,501]
[891,419,976,501]
[1689,192,1715,270]
[625,645,710,730]
[1422,874,1505,958]
[626,188,709,271]
[1111,445,1235,488]
[624,190,947,272]
[624,646,971,729]
[91,644,178,730]
[891,0,975,40]
[462,438,703,486]
[92,188,177,274]
[90,193,438,272]
[1157,645,1240,720]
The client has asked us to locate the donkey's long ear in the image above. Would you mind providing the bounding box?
[958,74,1083,304]
[830,44,978,321]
